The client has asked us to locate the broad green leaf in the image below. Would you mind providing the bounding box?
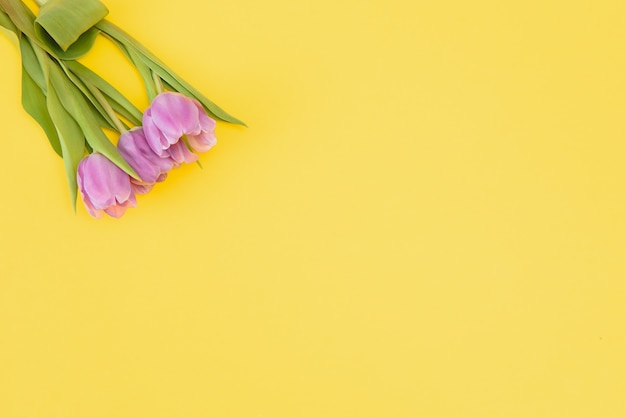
[65,60,142,125]
[47,62,138,179]
[35,0,108,51]
[97,20,246,126]
[22,66,62,156]
[0,8,18,34]
[46,82,85,209]
[0,9,18,50]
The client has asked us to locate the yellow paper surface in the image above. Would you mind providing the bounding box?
[1,0,625,416]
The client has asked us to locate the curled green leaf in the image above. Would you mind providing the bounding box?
[0,0,98,60]
[35,0,108,52]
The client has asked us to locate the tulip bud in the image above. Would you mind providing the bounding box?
[143,92,217,165]
[77,153,136,218]
[118,127,175,195]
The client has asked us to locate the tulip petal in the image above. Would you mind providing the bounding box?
[187,130,217,153]
[143,108,172,155]
[131,183,155,195]
[119,128,175,194]
[105,204,129,218]
[150,92,201,139]
[167,140,198,165]
[193,99,217,132]
[76,153,136,218]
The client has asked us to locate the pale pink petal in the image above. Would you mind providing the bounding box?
[131,183,155,195]
[187,130,217,153]
[167,141,198,165]
[104,204,129,218]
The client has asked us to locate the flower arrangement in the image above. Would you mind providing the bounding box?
[0,0,244,218]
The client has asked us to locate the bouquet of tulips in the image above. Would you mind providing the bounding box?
[0,0,244,218]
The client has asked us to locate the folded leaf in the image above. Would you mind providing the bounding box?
[35,0,108,51]
[0,0,98,59]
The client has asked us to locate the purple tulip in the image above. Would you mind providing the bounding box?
[77,153,137,218]
[118,127,175,195]
[143,92,217,165]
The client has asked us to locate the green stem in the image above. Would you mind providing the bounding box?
[85,81,127,133]
[152,70,163,94]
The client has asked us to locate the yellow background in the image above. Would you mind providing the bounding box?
[1,0,625,416]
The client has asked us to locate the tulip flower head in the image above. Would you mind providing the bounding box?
[143,92,217,165]
[117,127,175,195]
[77,153,137,218]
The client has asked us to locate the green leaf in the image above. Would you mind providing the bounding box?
[57,61,116,129]
[19,36,45,91]
[47,61,138,179]
[35,0,108,51]
[124,42,158,101]
[148,57,246,126]
[21,65,62,157]
[65,60,142,125]
[97,20,246,126]
[46,81,85,210]
[35,25,100,60]
[0,8,18,34]
[146,54,247,126]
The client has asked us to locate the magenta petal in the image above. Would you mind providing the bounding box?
[119,127,175,185]
[81,154,119,207]
[192,100,217,132]
[143,108,172,156]
[76,153,136,219]
[150,92,201,139]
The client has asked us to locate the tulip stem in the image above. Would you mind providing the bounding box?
[152,70,163,94]
[86,81,128,133]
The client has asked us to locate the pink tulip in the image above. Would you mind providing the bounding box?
[77,153,137,218]
[118,127,175,194]
[143,92,217,165]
